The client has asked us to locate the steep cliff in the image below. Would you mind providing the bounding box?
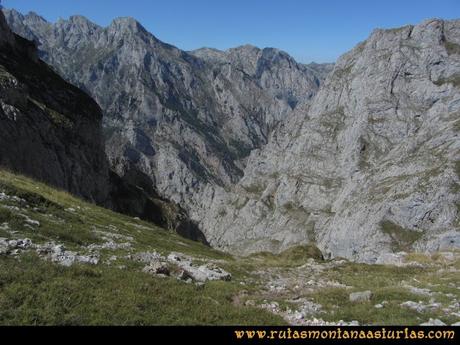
[200,19,460,262]
[0,11,110,204]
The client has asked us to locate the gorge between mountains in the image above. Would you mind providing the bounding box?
[1,8,459,263]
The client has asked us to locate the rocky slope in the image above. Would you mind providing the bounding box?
[200,19,460,262]
[0,10,110,204]
[2,8,330,222]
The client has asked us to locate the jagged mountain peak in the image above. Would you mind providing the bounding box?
[197,17,460,261]
[66,14,100,29]
[227,43,260,53]
[108,16,149,35]
[24,11,47,23]
[189,47,227,63]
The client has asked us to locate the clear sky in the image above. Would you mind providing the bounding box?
[2,0,459,63]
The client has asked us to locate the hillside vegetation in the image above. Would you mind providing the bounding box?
[0,170,458,325]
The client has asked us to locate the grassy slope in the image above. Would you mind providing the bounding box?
[0,170,458,325]
[0,170,283,325]
[308,261,460,325]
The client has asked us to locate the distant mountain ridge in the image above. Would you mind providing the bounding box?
[2,7,331,238]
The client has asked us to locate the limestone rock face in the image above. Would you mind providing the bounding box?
[0,11,110,204]
[199,19,460,262]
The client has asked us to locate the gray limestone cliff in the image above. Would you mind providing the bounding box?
[199,19,460,262]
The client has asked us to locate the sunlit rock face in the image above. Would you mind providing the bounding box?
[197,19,460,262]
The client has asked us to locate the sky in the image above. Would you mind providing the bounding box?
[1,0,459,63]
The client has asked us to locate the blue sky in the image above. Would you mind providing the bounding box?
[2,0,459,63]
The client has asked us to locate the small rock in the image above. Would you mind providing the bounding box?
[374,304,383,309]
[167,252,185,262]
[407,286,432,296]
[16,238,32,249]
[53,244,65,254]
[401,301,426,313]
[131,251,164,263]
[451,321,460,326]
[245,300,256,307]
[294,312,304,320]
[88,240,131,251]
[178,269,194,281]
[375,252,407,266]
[173,259,231,282]
[349,290,373,303]
[420,318,446,326]
[143,261,170,276]
[23,217,40,227]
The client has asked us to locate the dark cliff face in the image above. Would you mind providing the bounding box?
[0,11,110,204]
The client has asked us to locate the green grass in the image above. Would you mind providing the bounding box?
[445,41,460,56]
[0,169,229,258]
[0,253,283,325]
[29,97,74,129]
[380,220,423,251]
[433,74,460,88]
[304,260,459,325]
[0,169,459,326]
[309,286,426,325]
[247,244,324,269]
[0,169,283,325]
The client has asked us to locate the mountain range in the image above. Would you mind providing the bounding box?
[1,8,459,263]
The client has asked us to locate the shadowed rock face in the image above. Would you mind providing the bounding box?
[0,11,110,204]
